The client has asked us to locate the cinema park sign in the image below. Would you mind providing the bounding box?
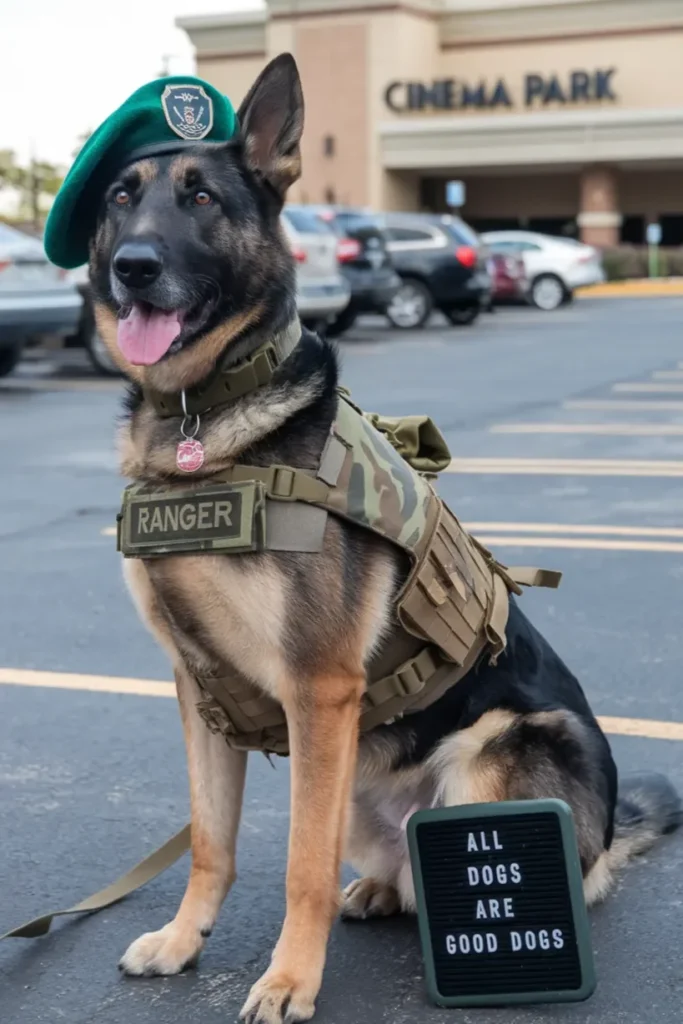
[384,68,617,113]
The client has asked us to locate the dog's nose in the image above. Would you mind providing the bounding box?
[113,242,163,289]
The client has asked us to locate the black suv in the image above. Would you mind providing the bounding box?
[302,206,401,337]
[379,213,491,329]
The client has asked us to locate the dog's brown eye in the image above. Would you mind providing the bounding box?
[114,189,130,206]
[194,191,212,206]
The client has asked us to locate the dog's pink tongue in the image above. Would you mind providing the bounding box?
[117,305,182,365]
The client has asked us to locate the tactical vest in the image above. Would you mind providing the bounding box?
[118,388,560,756]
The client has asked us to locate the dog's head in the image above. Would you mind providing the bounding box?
[89,54,303,392]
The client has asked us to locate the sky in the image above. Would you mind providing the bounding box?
[1,0,263,169]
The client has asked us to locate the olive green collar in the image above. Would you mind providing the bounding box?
[143,342,280,418]
[142,319,301,419]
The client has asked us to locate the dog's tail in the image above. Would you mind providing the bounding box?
[607,772,682,870]
[585,773,681,905]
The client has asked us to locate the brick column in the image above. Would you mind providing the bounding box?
[577,166,621,247]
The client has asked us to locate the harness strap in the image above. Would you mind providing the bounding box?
[215,464,330,503]
[0,826,191,941]
[507,566,563,589]
[363,646,441,710]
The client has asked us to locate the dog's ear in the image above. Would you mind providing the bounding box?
[237,53,304,199]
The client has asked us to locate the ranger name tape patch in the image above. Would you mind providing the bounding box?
[119,482,265,556]
[407,799,595,1008]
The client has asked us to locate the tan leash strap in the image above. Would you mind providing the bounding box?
[1,824,190,940]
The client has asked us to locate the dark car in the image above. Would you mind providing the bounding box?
[378,213,492,329]
[298,205,401,337]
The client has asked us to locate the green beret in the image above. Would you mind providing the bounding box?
[44,76,238,269]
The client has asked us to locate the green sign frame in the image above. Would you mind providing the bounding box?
[407,798,596,1008]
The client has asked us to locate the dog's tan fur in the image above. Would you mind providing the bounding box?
[95,301,266,392]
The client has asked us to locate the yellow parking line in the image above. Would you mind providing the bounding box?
[0,667,681,742]
[473,535,683,553]
[464,522,683,538]
[613,383,683,394]
[490,423,683,436]
[565,399,683,411]
[0,668,175,698]
[598,717,683,742]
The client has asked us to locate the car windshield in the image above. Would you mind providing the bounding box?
[437,216,480,247]
[283,208,333,235]
[334,213,382,234]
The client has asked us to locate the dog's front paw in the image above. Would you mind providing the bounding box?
[239,969,317,1024]
[119,922,204,977]
[341,877,400,920]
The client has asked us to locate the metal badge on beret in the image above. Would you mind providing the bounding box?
[161,84,214,141]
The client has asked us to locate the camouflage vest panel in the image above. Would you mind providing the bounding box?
[195,395,548,754]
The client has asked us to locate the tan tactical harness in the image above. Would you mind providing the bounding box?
[117,388,560,756]
[2,348,561,943]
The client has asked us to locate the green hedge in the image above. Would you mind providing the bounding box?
[601,246,683,281]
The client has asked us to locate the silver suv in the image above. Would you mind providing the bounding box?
[280,207,350,330]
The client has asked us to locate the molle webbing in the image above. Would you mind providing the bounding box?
[193,557,550,758]
[118,391,561,756]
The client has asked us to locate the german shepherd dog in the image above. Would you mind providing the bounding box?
[89,54,680,1023]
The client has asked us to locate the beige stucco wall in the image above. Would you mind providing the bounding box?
[366,9,441,208]
[185,1,683,222]
[295,20,369,206]
[381,29,683,122]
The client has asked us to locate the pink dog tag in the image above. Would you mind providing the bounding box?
[176,439,205,473]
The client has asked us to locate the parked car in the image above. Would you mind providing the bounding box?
[70,209,352,375]
[67,265,120,375]
[378,213,491,329]
[487,251,529,305]
[481,230,605,310]
[280,206,351,331]
[0,223,82,377]
[298,205,401,337]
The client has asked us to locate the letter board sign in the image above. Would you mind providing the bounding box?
[407,799,595,1007]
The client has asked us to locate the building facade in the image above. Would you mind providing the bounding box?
[177,0,683,246]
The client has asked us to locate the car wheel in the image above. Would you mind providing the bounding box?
[0,345,22,378]
[530,274,566,311]
[326,306,357,339]
[445,305,480,326]
[84,322,121,376]
[386,279,433,329]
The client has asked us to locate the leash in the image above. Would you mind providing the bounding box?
[1,825,190,940]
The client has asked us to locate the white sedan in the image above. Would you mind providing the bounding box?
[481,230,605,311]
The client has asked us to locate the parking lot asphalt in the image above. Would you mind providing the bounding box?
[1,298,683,1024]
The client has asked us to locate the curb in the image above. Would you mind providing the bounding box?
[576,279,683,298]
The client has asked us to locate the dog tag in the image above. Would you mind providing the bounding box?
[176,439,205,473]
[407,799,595,1008]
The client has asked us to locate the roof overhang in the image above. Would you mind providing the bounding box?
[380,107,683,172]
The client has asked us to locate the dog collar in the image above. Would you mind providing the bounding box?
[143,341,280,419]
